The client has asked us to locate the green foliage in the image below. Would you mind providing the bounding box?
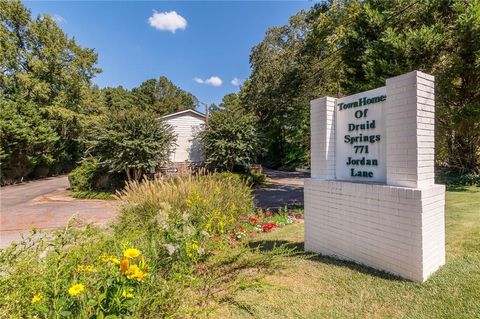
[68,158,125,193]
[102,76,198,116]
[0,98,58,184]
[245,171,267,187]
[68,158,105,192]
[102,86,136,110]
[0,225,150,318]
[201,105,263,171]
[85,109,176,181]
[219,92,241,109]
[438,172,480,188]
[241,0,480,173]
[132,76,198,115]
[0,0,101,183]
[333,0,480,174]
[216,171,267,188]
[0,1,199,184]
[240,10,313,168]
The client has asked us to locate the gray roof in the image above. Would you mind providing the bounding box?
[161,109,206,120]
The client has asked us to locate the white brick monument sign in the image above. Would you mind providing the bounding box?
[305,71,445,282]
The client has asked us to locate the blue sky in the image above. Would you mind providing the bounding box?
[24,1,316,106]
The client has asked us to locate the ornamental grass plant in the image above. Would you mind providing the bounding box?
[115,172,253,236]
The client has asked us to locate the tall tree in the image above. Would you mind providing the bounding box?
[331,0,480,173]
[132,76,198,115]
[0,0,101,182]
[241,10,313,168]
[242,0,480,174]
[103,86,136,110]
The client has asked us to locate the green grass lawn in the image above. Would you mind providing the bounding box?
[69,190,115,200]
[214,187,480,318]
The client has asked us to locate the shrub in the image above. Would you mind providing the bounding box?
[68,158,104,191]
[0,99,58,185]
[216,171,267,188]
[85,109,176,181]
[200,105,262,171]
[243,171,267,187]
[68,158,125,192]
[438,172,480,187]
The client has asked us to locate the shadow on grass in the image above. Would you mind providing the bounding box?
[446,185,480,192]
[446,185,470,192]
[248,239,407,282]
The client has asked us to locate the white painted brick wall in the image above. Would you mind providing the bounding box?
[310,97,336,179]
[304,180,445,282]
[386,71,436,188]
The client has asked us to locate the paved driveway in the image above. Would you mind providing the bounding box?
[253,169,308,210]
[0,176,117,248]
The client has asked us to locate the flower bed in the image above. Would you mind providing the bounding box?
[233,209,301,241]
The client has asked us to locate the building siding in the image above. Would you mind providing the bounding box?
[165,114,205,163]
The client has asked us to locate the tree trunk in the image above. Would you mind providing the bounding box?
[125,167,132,181]
[134,168,142,181]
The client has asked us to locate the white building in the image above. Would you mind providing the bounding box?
[162,109,206,163]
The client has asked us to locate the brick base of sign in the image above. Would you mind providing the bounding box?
[304,179,445,282]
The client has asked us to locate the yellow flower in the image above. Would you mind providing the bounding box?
[190,241,199,251]
[186,240,199,258]
[31,293,43,304]
[125,264,140,279]
[68,284,85,296]
[120,257,129,273]
[122,288,134,299]
[100,254,120,265]
[135,270,147,282]
[77,265,95,273]
[124,248,141,259]
[124,264,147,281]
[101,254,121,265]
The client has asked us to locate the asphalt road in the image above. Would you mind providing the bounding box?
[0,176,117,248]
[253,169,308,210]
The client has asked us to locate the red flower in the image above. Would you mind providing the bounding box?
[248,216,257,224]
[262,223,276,232]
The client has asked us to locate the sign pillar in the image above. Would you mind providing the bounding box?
[310,96,336,179]
[305,70,445,282]
[386,71,436,188]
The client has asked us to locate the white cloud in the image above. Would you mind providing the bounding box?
[194,76,223,87]
[231,77,242,86]
[148,10,187,33]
